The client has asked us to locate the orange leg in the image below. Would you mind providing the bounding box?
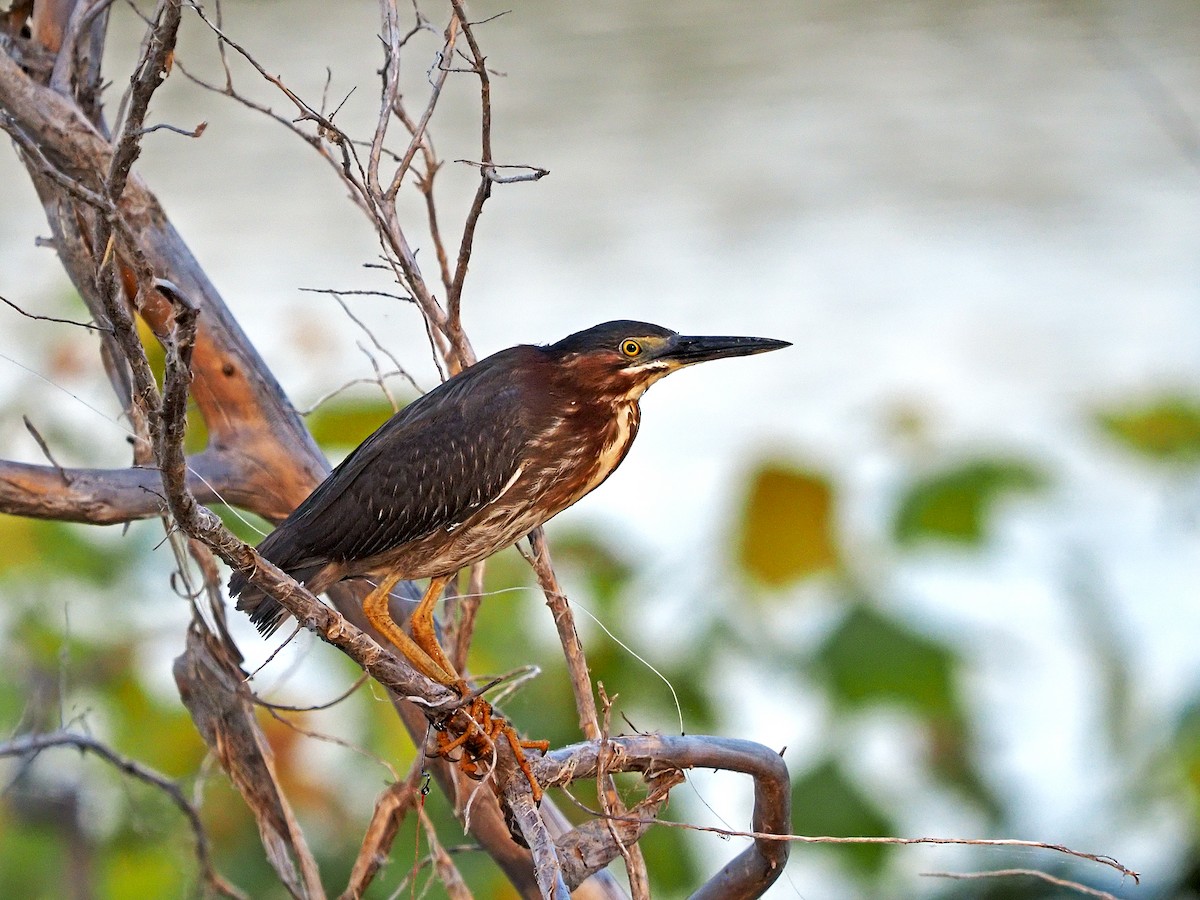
[365,572,548,800]
[502,726,547,803]
[362,573,454,684]
[406,574,463,690]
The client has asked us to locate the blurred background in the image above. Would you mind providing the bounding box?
[1,0,1199,897]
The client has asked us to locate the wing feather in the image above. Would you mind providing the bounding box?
[253,347,538,571]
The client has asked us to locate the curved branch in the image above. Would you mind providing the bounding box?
[535,735,792,899]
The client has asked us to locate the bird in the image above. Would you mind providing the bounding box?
[228,320,788,787]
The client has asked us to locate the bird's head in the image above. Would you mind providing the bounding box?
[547,320,790,400]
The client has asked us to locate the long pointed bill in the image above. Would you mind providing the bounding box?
[663,333,792,367]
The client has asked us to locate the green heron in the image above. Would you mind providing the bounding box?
[229,320,788,789]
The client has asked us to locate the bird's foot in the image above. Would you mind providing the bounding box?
[430,688,548,803]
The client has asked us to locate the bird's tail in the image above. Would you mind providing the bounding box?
[228,524,326,638]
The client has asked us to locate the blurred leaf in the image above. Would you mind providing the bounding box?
[109,671,208,778]
[0,815,75,900]
[926,716,1001,822]
[1097,395,1200,464]
[737,461,839,587]
[184,401,208,453]
[893,459,1046,547]
[550,529,635,619]
[0,513,39,574]
[814,605,959,718]
[791,758,894,875]
[813,605,999,814]
[103,839,185,899]
[306,395,402,451]
[0,515,138,586]
[138,315,166,388]
[1175,698,1200,813]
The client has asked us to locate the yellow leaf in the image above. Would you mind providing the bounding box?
[737,462,839,586]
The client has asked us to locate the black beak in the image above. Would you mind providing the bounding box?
[664,333,792,366]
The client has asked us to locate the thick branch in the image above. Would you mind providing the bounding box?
[535,735,792,899]
[0,455,277,523]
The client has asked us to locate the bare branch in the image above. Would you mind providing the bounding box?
[454,158,548,183]
[501,778,570,900]
[525,530,600,741]
[342,767,423,899]
[536,734,791,897]
[0,454,294,524]
[596,684,649,900]
[250,673,369,714]
[175,617,326,898]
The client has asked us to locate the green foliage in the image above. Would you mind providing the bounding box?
[305,395,404,451]
[102,840,187,899]
[813,604,960,717]
[633,808,700,892]
[550,529,635,620]
[0,815,81,900]
[0,514,140,586]
[811,603,1000,818]
[737,461,839,586]
[1097,394,1200,463]
[790,758,895,875]
[893,459,1047,547]
[1175,697,1200,815]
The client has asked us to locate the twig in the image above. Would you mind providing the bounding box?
[418,803,474,899]
[0,729,245,899]
[250,673,369,713]
[342,766,423,900]
[444,0,492,348]
[311,287,420,395]
[265,705,399,781]
[922,868,1127,900]
[524,530,600,741]
[453,159,548,183]
[297,372,415,416]
[0,111,117,217]
[106,0,181,204]
[22,416,72,485]
[596,683,649,900]
[135,120,207,138]
[382,13,458,202]
[1,293,109,331]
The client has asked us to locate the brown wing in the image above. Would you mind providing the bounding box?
[230,346,544,627]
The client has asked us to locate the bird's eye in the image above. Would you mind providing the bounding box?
[620,339,642,358]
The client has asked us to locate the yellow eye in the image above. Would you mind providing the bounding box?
[620,339,642,357]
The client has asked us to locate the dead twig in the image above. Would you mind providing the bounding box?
[524,530,600,742]
[22,416,72,485]
[1,292,109,331]
[596,683,649,900]
[342,766,423,899]
[921,867,1128,900]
